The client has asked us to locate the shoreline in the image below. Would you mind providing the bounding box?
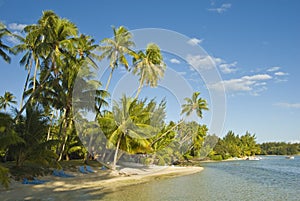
[1,165,203,200]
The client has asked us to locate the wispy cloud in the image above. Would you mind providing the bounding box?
[274,102,300,109]
[208,74,272,95]
[186,54,222,71]
[267,66,280,72]
[274,71,288,76]
[208,3,232,14]
[187,38,203,46]
[170,58,181,64]
[219,61,237,74]
[186,53,238,74]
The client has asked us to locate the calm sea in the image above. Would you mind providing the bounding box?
[100,156,300,201]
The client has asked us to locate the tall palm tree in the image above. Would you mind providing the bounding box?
[0,91,17,111]
[0,22,12,63]
[181,92,208,118]
[99,26,135,91]
[132,43,166,98]
[13,25,44,109]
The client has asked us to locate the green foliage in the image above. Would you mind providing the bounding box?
[0,22,13,63]
[10,105,59,167]
[181,92,208,118]
[0,92,17,111]
[212,131,260,160]
[260,142,299,155]
[99,26,135,90]
[97,96,168,169]
[0,165,9,189]
[132,43,166,98]
[210,155,223,161]
[0,112,24,189]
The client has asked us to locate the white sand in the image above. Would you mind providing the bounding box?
[0,165,203,200]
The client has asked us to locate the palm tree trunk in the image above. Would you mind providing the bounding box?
[135,80,143,99]
[105,68,114,91]
[135,73,144,99]
[151,119,184,146]
[14,66,52,121]
[112,136,122,170]
[57,109,67,161]
[20,60,32,110]
[33,58,39,92]
[47,111,55,141]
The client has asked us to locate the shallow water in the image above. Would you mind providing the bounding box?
[100,156,300,201]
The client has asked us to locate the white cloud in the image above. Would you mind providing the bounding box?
[274,71,288,76]
[170,58,181,64]
[219,61,237,74]
[187,53,238,74]
[186,54,223,70]
[267,66,280,72]
[208,74,272,94]
[187,38,203,46]
[275,102,300,109]
[208,3,232,14]
[8,23,26,31]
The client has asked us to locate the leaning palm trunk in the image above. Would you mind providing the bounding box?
[135,72,145,99]
[112,136,122,171]
[151,119,184,146]
[105,68,114,91]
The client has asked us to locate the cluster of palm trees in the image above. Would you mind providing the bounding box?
[212,131,261,160]
[0,10,209,181]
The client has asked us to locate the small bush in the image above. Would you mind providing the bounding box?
[210,155,223,161]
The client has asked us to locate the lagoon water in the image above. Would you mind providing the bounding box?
[101,156,300,201]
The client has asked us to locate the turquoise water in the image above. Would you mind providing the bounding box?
[100,156,300,201]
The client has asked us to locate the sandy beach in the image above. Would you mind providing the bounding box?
[0,165,203,200]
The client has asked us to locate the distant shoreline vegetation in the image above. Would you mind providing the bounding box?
[259,142,300,156]
[207,131,300,161]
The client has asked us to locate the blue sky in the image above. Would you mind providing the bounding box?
[0,0,299,142]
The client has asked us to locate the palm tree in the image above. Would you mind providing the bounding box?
[14,11,78,121]
[0,91,17,111]
[13,25,44,109]
[11,105,59,167]
[132,43,166,98]
[181,92,208,118]
[98,96,164,170]
[151,92,208,146]
[0,22,12,63]
[99,26,135,91]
